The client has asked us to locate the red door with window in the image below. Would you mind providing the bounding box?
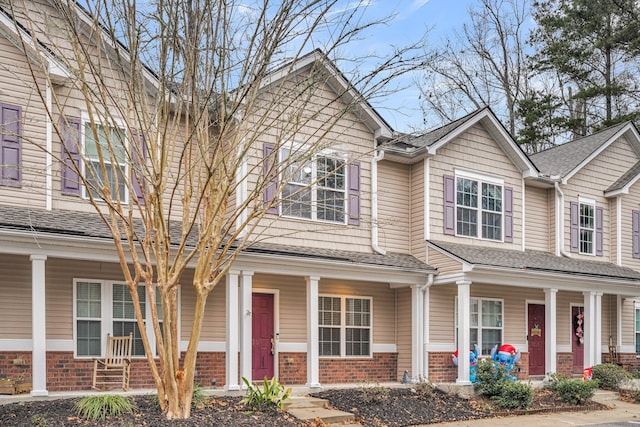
[527,304,545,375]
[572,306,585,374]
[252,293,274,380]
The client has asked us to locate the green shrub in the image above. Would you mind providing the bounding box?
[491,381,533,409]
[474,359,511,398]
[242,377,291,411]
[592,363,632,390]
[192,383,209,407]
[359,381,390,404]
[74,394,135,421]
[552,378,598,405]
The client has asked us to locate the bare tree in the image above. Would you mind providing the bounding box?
[5,0,422,419]
[419,0,531,135]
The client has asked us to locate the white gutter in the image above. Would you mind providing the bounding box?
[554,182,571,258]
[371,150,386,255]
[616,196,622,266]
[422,273,434,379]
[45,80,52,211]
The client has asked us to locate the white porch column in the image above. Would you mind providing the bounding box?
[456,280,471,385]
[225,270,240,390]
[595,292,602,365]
[306,276,321,388]
[423,283,431,380]
[30,255,48,397]
[544,288,557,375]
[411,284,423,380]
[583,291,596,368]
[239,271,253,385]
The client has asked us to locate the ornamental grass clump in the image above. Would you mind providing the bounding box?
[242,377,291,411]
[74,394,135,421]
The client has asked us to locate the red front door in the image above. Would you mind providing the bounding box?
[572,306,585,374]
[252,293,274,380]
[527,304,545,375]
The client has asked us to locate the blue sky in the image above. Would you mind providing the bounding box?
[341,0,477,133]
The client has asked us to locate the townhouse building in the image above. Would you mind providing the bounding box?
[0,1,638,397]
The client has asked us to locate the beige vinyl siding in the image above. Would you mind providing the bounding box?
[430,286,456,342]
[621,298,637,347]
[548,189,556,253]
[180,270,227,342]
[320,279,395,345]
[601,294,617,346]
[562,136,639,261]
[556,291,583,347]
[396,287,411,380]
[524,186,551,251]
[245,75,375,253]
[410,161,425,261]
[0,35,48,209]
[377,160,410,253]
[0,255,31,338]
[620,180,640,269]
[427,247,462,275]
[429,124,524,249]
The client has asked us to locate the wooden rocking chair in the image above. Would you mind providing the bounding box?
[92,333,133,391]
[607,345,623,366]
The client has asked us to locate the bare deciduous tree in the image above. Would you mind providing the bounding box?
[6,0,422,419]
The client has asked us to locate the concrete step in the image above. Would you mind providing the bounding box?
[283,396,327,409]
[287,406,355,424]
[593,390,620,402]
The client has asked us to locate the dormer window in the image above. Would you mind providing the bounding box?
[455,173,503,241]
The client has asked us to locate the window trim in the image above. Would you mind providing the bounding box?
[318,294,373,358]
[279,143,349,224]
[455,296,504,356]
[73,279,169,359]
[80,114,129,204]
[454,170,504,242]
[578,197,596,256]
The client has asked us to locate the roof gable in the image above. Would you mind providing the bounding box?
[384,107,538,177]
[531,122,640,183]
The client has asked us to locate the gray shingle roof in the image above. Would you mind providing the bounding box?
[606,160,640,193]
[429,240,640,281]
[530,123,628,177]
[396,108,488,150]
[0,205,433,272]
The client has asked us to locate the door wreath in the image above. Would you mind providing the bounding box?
[574,311,584,345]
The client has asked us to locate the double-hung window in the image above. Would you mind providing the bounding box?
[579,199,595,255]
[281,147,346,223]
[84,122,127,203]
[319,295,371,357]
[455,297,503,356]
[74,280,166,358]
[455,173,503,241]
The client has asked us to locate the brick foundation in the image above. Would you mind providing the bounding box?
[279,352,307,384]
[428,351,530,382]
[0,352,33,382]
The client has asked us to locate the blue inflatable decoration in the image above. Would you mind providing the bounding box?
[490,344,521,381]
[452,344,480,383]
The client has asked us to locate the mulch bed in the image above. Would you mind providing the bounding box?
[0,387,613,427]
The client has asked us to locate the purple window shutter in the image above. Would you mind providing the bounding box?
[595,206,603,256]
[570,202,579,253]
[131,129,147,204]
[443,175,455,235]
[504,186,513,242]
[0,103,22,187]
[61,116,82,196]
[263,143,278,214]
[633,210,640,258]
[348,162,361,226]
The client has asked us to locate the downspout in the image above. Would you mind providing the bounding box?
[45,80,52,211]
[371,150,386,255]
[554,182,571,257]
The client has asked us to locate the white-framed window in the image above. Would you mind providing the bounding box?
[455,172,503,241]
[73,279,166,358]
[83,121,128,203]
[280,146,347,223]
[319,295,371,357]
[579,198,595,255]
[455,297,503,356]
[635,302,640,356]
